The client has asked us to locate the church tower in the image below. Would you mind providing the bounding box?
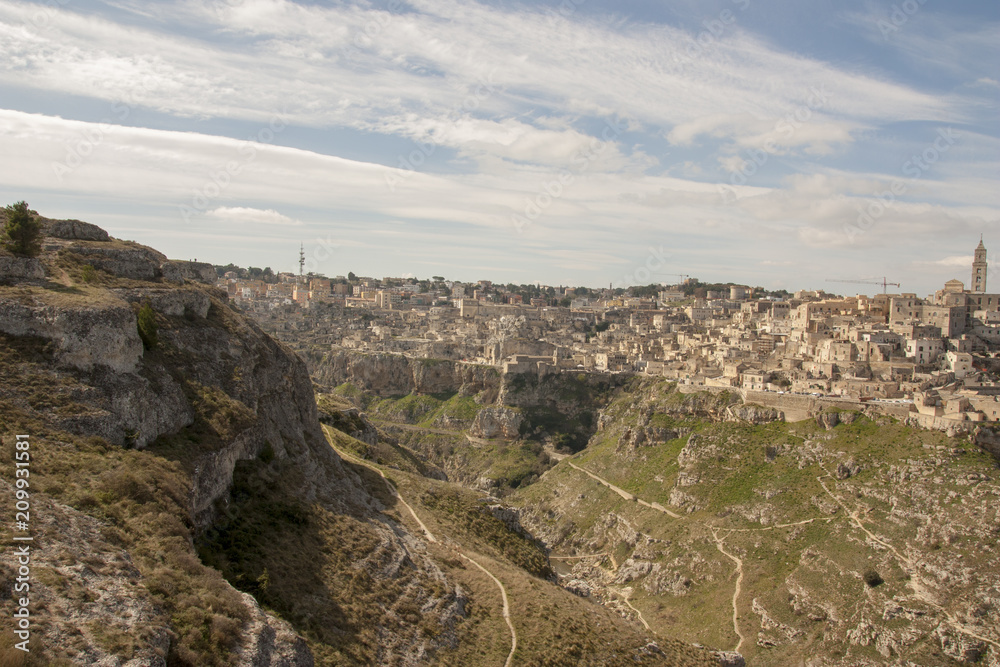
[972,238,988,293]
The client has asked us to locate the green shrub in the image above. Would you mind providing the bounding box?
[2,201,42,257]
[80,264,97,283]
[863,569,884,588]
[137,303,158,350]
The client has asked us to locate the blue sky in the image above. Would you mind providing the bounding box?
[0,0,997,295]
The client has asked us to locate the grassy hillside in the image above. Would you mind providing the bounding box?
[511,378,1000,666]
[322,426,720,667]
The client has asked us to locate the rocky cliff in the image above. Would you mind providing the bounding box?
[307,347,502,400]
[0,214,467,666]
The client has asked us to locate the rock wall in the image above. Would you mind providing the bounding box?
[0,218,484,665]
[469,406,523,439]
[310,347,502,399]
[0,297,144,373]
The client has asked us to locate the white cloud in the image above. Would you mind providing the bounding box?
[923,255,974,268]
[207,207,300,225]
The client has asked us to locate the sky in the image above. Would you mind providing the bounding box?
[0,0,998,295]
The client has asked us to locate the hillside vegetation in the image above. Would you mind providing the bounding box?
[511,378,1000,667]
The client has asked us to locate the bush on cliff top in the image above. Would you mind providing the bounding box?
[2,201,42,258]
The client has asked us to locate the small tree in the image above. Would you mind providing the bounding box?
[2,201,42,257]
[137,303,158,350]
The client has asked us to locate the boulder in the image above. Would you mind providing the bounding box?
[714,651,746,667]
[836,457,862,480]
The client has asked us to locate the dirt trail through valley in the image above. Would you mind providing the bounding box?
[566,461,682,518]
[326,427,519,666]
[710,528,746,654]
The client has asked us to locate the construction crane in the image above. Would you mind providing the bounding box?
[826,277,901,294]
[655,273,690,286]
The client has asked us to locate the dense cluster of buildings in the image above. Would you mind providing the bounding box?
[238,241,1000,428]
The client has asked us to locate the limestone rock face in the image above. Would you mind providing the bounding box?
[836,457,862,479]
[470,406,523,439]
[112,287,212,318]
[816,410,841,430]
[0,256,46,283]
[310,348,501,398]
[231,592,314,667]
[0,298,143,373]
[43,218,111,242]
[65,243,167,280]
[160,260,217,285]
[724,403,783,424]
[974,426,1000,463]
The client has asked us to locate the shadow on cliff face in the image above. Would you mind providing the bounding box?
[193,442,465,665]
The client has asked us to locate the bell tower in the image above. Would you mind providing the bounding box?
[972,237,987,293]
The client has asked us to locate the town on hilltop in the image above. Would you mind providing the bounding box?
[220,240,1000,436]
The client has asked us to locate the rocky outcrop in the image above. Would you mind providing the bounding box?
[816,409,860,430]
[43,218,111,242]
[470,406,523,439]
[160,260,217,285]
[0,480,172,666]
[319,406,380,446]
[713,651,746,667]
[836,457,862,479]
[974,426,1000,463]
[112,287,212,318]
[0,255,46,283]
[723,404,783,424]
[63,242,168,280]
[231,592,314,667]
[0,297,143,373]
[310,348,502,399]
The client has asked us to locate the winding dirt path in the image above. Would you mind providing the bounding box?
[459,553,518,667]
[710,527,746,654]
[326,428,519,665]
[726,517,834,533]
[620,589,651,631]
[567,461,683,519]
